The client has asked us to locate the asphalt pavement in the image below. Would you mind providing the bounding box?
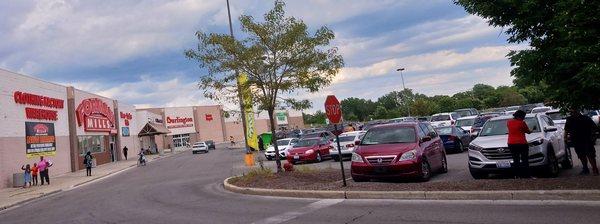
[0,146,598,224]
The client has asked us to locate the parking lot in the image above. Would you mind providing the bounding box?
[254,144,591,183]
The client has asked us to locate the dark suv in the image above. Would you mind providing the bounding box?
[350,122,448,182]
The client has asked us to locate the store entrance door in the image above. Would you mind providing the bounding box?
[109,135,116,162]
[172,134,190,150]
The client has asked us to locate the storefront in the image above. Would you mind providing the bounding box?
[164,107,198,149]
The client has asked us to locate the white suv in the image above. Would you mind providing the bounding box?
[265,138,298,160]
[192,142,209,154]
[430,112,460,128]
[330,131,366,161]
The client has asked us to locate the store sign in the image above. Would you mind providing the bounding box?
[121,127,130,137]
[120,112,133,126]
[205,114,213,121]
[25,122,56,158]
[166,116,194,129]
[275,110,288,125]
[76,98,116,132]
[14,91,64,121]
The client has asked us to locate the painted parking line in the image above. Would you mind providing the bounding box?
[252,199,344,224]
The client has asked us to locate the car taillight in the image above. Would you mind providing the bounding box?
[346,144,354,148]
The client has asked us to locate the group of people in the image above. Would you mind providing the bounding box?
[508,109,599,179]
[20,156,52,188]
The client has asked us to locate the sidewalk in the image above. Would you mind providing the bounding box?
[0,148,187,211]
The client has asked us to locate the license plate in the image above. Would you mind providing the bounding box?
[496,161,511,168]
[294,155,300,160]
[374,166,388,174]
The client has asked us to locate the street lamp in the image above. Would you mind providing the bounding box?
[396,68,411,117]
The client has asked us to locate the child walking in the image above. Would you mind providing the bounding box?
[31,163,38,186]
[21,164,32,188]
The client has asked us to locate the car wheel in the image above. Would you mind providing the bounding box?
[469,168,487,179]
[419,159,431,181]
[352,175,369,182]
[316,152,322,162]
[545,148,560,178]
[561,146,573,169]
[440,154,448,173]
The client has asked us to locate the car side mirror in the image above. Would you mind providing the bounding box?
[354,140,361,146]
[544,126,558,132]
[420,136,432,143]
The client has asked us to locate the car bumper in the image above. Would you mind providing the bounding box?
[286,153,317,163]
[468,146,547,172]
[265,151,286,159]
[192,148,208,153]
[350,160,420,179]
[330,148,353,156]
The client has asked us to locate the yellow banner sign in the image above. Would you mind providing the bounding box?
[238,73,258,150]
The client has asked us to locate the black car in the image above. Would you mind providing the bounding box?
[435,126,472,153]
[204,140,216,150]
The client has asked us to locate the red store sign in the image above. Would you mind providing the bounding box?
[76,98,116,132]
[205,114,213,121]
[14,91,64,121]
[166,116,194,129]
[120,112,133,126]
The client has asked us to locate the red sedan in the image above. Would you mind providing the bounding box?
[286,137,332,164]
[350,122,448,182]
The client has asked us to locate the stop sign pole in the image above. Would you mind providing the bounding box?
[325,95,347,187]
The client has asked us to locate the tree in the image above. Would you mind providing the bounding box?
[455,0,600,110]
[303,110,327,125]
[411,99,438,116]
[341,97,375,121]
[185,1,344,172]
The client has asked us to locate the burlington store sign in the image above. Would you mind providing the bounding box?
[76,98,116,133]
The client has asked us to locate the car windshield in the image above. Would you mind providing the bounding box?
[294,139,318,147]
[456,118,475,126]
[532,108,550,113]
[455,110,471,117]
[546,112,566,120]
[479,118,540,136]
[277,140,290,145]
[435,127,453,135]
[431,115,450,121]
[334,136,356,142]
[361,127,416,145]
[473,116,494,127]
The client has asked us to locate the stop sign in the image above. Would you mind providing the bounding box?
[324,95,342,124]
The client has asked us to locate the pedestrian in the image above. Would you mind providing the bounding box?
[230,136,235,147]
[38,156,52,185]
[123,146,128,160]
[565,109,599,175]
[31,163,38,186]
[507,110,533,178]
[84,151,93,176]
[21,164,32,188]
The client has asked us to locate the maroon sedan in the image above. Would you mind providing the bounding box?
[350,122,448,182]
[286,137,332,164]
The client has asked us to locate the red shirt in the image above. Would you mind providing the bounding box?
[507,119,529,144]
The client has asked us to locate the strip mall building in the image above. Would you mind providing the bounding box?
[0,68,304,188]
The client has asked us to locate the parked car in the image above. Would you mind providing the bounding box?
[455,115,477,132]
[330,131,366,161]
[470,114,500,138]
[389,117,417,123]
[430,112,461,128]
[301,131,335,141]
[286,137,332,164]
[531,106,552,114]
[505,106,521,111]
[265,138,298,160]
[467,114,573,179]
[584,109,600,126]
[350,122,448,182]
[504,110,518,116]
[435,126,472,153]
[192,142,209,154]
[204,140,216,150]
[545,109,567,128]
[454,108,479,117]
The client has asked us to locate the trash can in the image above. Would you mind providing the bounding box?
[13,173,24,188]
[260,133,273,149]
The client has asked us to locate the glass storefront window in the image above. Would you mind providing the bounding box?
[172,134,190,148]
[78,136,105,155]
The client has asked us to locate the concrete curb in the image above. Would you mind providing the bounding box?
[223,177,600,201]
[0,189,62,212]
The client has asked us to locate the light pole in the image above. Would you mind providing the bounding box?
[396,68,411,117]
[227,0,251,152]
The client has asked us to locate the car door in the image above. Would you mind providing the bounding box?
[418,123,438,168]
[426,123,444,169]
[542,115,564,158]
[320,140,331,155]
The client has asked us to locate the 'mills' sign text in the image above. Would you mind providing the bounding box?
[76,98,116,132]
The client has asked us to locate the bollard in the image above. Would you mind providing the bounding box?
[244,153,255,167]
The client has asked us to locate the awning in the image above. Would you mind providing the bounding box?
[138,122,171,136]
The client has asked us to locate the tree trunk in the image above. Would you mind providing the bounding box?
[268,109,283,172]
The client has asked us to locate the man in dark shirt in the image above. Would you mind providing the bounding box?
[564,109,599,175]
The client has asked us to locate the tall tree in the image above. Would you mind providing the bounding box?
[186,1,344,172]
[455,0,600,110]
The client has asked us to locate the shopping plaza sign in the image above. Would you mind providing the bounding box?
[76,98,116,132]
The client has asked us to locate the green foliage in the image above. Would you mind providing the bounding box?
[455,0,600,110]
[303,110,327,124]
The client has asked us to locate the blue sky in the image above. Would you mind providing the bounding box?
[0,0,522,112]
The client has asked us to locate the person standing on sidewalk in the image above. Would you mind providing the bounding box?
[84,151,93,176]
[21,164,32,188]
[31,163,38,186]
[123,146,128,160]
[565,109,599,175]
[38,156,52,185]
[507,110,532,178]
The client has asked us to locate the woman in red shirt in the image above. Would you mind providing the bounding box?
[507,110,532,178]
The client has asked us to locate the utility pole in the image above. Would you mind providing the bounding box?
[396,68,411,117]
[227,0,250,152]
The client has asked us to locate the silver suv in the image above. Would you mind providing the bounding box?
[468,114,573,179]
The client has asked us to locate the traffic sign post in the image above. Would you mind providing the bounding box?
[325,95,347,187]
